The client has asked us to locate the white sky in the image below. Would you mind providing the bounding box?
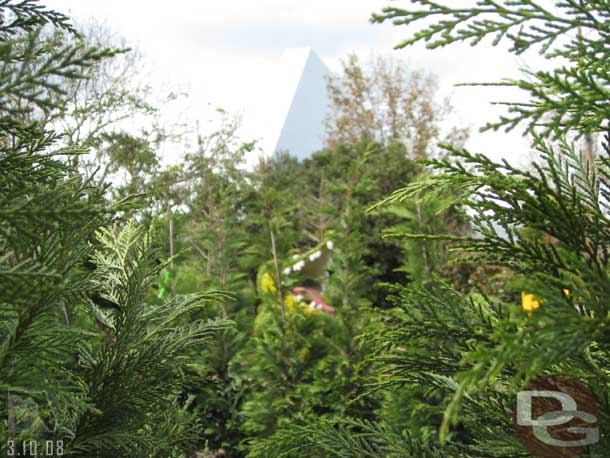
[44,0,548,167]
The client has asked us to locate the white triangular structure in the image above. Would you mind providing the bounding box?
[271,47,330,160]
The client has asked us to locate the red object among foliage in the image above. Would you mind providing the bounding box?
[291,286,336,315]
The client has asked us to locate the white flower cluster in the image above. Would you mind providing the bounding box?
[292,260,305,272]
[281,240,334,277]
[308,250,322,261]
[309,300,323,310]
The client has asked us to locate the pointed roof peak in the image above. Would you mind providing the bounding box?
[272,47,331,159]
[280,47,314,71]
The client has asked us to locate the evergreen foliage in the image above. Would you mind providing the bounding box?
[251,1,610,457]
[9,1,608,457]
[1,4,117,452]
[1,2,232,456]
[69,222,232,457]
[372,0,610,137]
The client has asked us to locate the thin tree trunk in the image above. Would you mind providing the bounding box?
[417,203,432,277]
[584,134,595,174]
[341,210,351,311]
[219,226,226,289]
[168,213,174,264]
[578,27,595,175]
[268,211,285,324]
[341,167,362,311]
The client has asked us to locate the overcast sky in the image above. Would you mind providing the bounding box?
[44,0,547,166]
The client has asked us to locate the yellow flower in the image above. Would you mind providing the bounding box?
[260,272,277,294]
[284,293,315,315]
[303,303,316,315]
[285,294,298,310]
[521,292,541,313]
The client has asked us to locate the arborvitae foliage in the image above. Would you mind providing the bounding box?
[249,2,610,457]
[1,2,117,452]
[372,0,610,138]
[0,1,76,38]
[69,222,233,457]
[1,2,232,456]
[227,144,413,457]
[179,113,255,292]
[0,26,119,124]
[299,142,421,306]
[238,292,348,447]
[249,417,452,458]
